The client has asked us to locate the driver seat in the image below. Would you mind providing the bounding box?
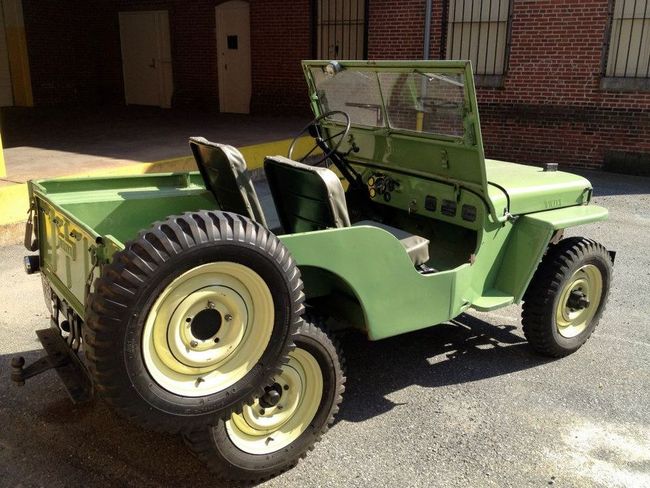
[264,155,430,266]
[190,137,268,227]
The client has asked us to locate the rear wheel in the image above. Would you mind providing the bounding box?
[522,237,613,357]
[84,211,304,433]
[184,319,345,482]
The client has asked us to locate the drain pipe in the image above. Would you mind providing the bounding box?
[423,0,433,60]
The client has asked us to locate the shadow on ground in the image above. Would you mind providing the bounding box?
[337,312,548,423]
[0,313,548,486]
[1,106,306,160]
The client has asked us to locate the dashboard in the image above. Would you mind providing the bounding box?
[361,167,485,230]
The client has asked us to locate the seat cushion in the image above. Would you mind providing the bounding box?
[354,220,430,266]
[264,156,351,233]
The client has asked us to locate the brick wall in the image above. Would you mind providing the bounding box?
[250,0,312,114]
[368,0,425,59]
[18,0,650,170]
[475,0,650,169]
[368,0,650,170]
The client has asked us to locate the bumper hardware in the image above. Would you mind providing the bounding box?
[10,328,93,403]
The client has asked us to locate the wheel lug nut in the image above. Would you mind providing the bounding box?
[225,314,233,322]
[207,301,215,309]
[277,405,283,410]
[190,340,198,348]
[259,409,265,415]
[214,337,220,343]
[283,384,289,391]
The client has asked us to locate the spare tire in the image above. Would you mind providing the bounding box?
[83,211,304,434]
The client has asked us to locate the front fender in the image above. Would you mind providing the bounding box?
[495,204,608,303]
[522,204,608,230]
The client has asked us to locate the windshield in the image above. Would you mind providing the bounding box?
[309,67,466,138]
[310,68,384,127]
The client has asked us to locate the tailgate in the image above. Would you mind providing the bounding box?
[32,188,101,316]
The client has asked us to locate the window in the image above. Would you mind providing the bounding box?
[605,0,650,78]
[445,0,511,77]
[314,0,367,60]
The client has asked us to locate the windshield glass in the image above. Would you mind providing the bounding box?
[378,72,465,137]
[310,67,384,127]
[310,66,466,138]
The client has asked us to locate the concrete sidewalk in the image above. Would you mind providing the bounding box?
[0,106,309,242]
[1,106,308,183]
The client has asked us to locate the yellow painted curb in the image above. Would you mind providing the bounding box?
[0,136,316,227]
[0,182,28,226]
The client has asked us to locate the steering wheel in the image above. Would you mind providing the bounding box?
[288,110,351,165]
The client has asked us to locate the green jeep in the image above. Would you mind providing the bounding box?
[15,60,613,481]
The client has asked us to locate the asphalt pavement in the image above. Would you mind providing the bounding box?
[0,169,648,487]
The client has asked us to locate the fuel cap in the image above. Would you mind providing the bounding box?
[544,163,558,172]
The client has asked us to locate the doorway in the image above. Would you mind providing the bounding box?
[0,3,13,107]
[215,1,251,114]
[119,10,173,108]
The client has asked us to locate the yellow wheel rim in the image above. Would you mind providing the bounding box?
[555,264,603,339]
[225,347,323,455]
[142,262,274,397]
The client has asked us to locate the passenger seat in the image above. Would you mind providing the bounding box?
[264,155,430,266]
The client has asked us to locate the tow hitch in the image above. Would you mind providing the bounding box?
[11,328,93,403]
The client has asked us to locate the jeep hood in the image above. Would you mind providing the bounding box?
[486,159,592,215]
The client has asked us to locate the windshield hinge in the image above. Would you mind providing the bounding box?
[441,150,449,170]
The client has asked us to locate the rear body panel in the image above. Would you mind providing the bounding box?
[29,173,216,316]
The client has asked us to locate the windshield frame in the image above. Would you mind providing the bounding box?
[303,60,477,146]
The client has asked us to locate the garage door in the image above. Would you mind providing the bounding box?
[0,4,13,107]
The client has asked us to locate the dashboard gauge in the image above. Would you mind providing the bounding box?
[369,188,377,198]
[367,176,375,187]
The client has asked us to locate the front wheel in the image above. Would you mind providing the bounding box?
[184,319,345,482]
[522,237,613,357]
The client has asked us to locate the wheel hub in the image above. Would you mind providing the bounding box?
[226,348,323,454]
[141,262,274,398]
[259,383,283,408]
[189,306,223,341]
[566,290,590,311]
[555,264,603,338]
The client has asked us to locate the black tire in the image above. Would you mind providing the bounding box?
[83,211,304,434]
[184,318,345,482]
[522,237,613,357]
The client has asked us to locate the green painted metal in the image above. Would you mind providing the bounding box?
[521,204,609,230]
[28,60,609,342]
[29,173,217,317]
[303,60,501,223]
[485,159,593,215]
